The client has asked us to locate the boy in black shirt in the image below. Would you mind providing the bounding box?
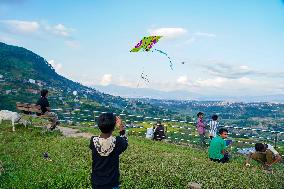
[89,113,128,189]
[36,89,59,130]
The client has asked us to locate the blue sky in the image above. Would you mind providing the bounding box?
[1,0,284,96]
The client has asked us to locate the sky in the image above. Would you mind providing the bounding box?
[1,0,284,97]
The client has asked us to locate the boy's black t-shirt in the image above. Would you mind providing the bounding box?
[153,125,166,140]
[36,97,49,114]
[89,135,128,189]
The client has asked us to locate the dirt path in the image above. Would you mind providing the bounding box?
[57,126,92,138]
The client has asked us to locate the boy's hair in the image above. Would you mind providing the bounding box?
[255,143,265,152]
[156,121,161,126]
[197,112,204,117]
[212,114,218,121]
[218,128,228,135]
[41,89,48,97]
[98,113,116,133]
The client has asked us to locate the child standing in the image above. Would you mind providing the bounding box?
[209,114,219,140]
[89,113,128,189]
[196,112,206,146]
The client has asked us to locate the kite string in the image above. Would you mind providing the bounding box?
[153,48,174,70]
[137,68,150,88]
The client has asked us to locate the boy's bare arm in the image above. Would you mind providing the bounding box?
[116,116,126,136]
[245,152,252,166]
[116,116,124,131]
[266,154,282,166]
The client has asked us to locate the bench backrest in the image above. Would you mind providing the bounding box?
[16,102,42,114]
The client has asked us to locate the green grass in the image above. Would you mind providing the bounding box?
[0,122,284,189]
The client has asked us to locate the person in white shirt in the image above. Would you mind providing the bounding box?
[146,127,154,139]
[208,114,219,140]
[245,143,282,170]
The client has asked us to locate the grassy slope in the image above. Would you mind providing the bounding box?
[0,123,283,189]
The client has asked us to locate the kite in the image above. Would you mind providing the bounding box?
[137,70,150,88]
[130,36,162,52]
[130,36,174,70]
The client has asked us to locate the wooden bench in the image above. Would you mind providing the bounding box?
[16,102,42,114]
[16,102,51,130]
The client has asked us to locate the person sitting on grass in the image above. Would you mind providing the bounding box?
[153,121,166,141]
[89,113,128,189]
[209,128,229,163]
[245,143,282,171]
[36,89,59,131]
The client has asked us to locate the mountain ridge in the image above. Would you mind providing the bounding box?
[94,84,284,103]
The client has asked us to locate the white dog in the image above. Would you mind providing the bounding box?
[0,110,23,131]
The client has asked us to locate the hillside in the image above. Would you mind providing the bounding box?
[0,123,283,189]
[0,42,177,121]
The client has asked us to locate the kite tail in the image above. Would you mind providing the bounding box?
[153,48,174,70]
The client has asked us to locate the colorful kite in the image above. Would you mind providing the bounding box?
[130,36,174,70]
[130,36,162,52]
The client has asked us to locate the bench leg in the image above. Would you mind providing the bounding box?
[12,120,15,132]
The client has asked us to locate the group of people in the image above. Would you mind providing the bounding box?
[90,113,281,189]
[196,112,220,146]
[196,111,281,169]
[35,89,282,189]
[145,121,166,141]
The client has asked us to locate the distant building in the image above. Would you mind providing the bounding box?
[36,80,46,87]
[28,79,36,84]
[5,90,12,95]
[27,88,39,94]
[0,75,3,79]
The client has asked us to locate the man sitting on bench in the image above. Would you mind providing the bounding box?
[36,89,59,130]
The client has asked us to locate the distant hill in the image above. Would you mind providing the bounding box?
[0,42,174,119]
[94,84,284,103]
[94,84,202,100]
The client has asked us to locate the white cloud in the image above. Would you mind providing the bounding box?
[148,27,187,39]
[195,77,228,88]
[0,20,78,47]
[45,23,74,37]
[237,77,257,85]
[100,74,112,86]
[48,60,62,72]
[194,32,216,37]
[0,20,39,34]
[177,75,190,85]
[65,40,80,48]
